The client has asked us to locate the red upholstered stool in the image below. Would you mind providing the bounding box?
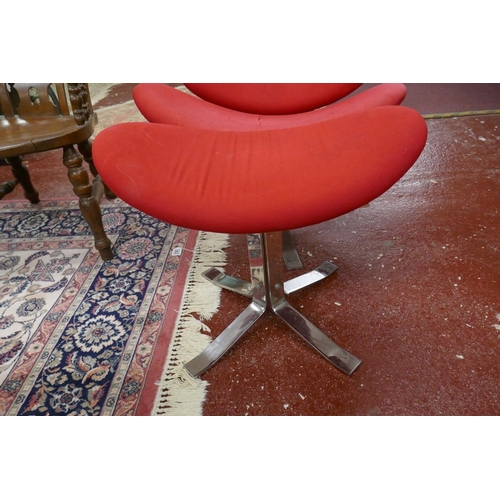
[93,84,428,377]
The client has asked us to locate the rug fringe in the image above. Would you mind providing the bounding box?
[151,231,229,416]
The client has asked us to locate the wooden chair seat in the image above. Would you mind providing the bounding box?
[1,114,97,155]
[0,83,114,260]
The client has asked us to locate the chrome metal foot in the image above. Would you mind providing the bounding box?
[202,268,253,298]
[184,301,266,377]
[282,230,303,270]
[273,301,361,375]
[283,261,338,294]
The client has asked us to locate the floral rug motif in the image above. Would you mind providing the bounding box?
[0,199,191,415]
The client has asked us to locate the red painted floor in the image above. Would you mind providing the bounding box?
[1,83,499,415]
[202,113,500,415]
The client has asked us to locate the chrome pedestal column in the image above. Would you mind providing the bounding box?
[184,232,361,378]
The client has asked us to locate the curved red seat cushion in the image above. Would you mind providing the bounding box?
[183,83,362,115]
[133,83,407,131]
[93,106,428,235]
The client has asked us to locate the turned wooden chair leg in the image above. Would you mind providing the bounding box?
[0,179,19,199]
[78,139,117,200]
[63,144,114,261]
[6,155,40,204]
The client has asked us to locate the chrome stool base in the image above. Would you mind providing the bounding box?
[184,232,361,378]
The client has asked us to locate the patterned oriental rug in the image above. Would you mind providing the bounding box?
[0,198,228,416]
[1,84,231,415]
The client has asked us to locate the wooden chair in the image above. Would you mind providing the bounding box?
[0,83,115,261]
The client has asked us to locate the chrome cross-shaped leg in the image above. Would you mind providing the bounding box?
[184,232,361,378]
[184,234,268,377]
[282,230,303,270]
[264,232,361,375]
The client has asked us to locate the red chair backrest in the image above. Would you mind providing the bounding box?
[184,83,362,115]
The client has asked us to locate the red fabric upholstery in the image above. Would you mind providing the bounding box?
[133,83,407,131]
[184,83,362,115]
[93,106,428,235]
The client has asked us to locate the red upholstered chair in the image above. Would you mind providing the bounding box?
[93,83,428,377]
